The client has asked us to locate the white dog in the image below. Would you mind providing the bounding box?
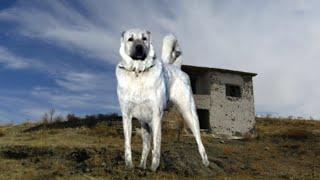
[116,29,209,171]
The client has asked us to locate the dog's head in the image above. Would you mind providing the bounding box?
[121,29,151,61]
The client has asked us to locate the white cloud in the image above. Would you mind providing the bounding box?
[37,70,119,111]
[0,47,30,69]
[0,46,68,74]
[0,93,49,123]
[0,1,118,62]
[0,110,15,124]
[55,72,111,92]
[1,0,320,118]
[21,107,70,120]
[31,85,118,111]
[0,48,119,123]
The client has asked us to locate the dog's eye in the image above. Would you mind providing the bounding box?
[128,37,134,42]
[142,37,147,41]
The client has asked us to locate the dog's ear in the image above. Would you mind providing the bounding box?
[121,31,126,38]
[120,31,126,43]
[146,31,151,42]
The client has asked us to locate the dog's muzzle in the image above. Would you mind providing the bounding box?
[131,44,147,60]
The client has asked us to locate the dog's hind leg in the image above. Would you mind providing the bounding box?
[139,123,151,169]
[170,79,210,167]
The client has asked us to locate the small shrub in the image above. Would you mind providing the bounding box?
[54,115,65,123]
[0,130,5,137]
[41,109,57,124]
[67,113,78,122]
[281,128,312,140]
[42,113,49,124]
[48,109,56,123]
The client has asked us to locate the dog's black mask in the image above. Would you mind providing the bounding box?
[130,43,147,61]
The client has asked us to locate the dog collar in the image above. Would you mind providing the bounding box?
[118,63,155,73]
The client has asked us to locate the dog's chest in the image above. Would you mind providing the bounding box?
[116,65,164,103]
[120,74,154,100]
[116,62,167,121]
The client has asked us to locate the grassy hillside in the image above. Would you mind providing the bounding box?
[0,117,319,179]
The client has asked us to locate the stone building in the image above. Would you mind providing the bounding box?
[164,65,257,138]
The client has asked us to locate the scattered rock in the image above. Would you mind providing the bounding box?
[210,158,224,169]
[69,149,91,162]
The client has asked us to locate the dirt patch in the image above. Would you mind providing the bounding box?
[69,148,92,162]
[0,146,54,159]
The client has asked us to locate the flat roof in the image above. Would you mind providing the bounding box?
[182,65,257,77]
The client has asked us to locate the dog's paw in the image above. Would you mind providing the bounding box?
[150,158,160,172]
[125,161,134,170]
[203,158,210,167]
[150,164,158,172]
[138,162,147,169]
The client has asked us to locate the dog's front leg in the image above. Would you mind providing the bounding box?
[139,123,151,169]
[150,110,163,171]
[122,113,133,169]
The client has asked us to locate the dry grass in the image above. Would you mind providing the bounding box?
[281,128,313,139]
[88,123,120,137]
[222,146,235,155]
[0,117,319,179]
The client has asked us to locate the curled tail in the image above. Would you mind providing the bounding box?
[161,34,182,68]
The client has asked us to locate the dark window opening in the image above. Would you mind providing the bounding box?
[190,76,197,94]
[197,109,210,129]
[188,73,210,95]
[226,84,241,98]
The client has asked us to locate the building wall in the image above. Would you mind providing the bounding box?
[163,67,256,138]
[209,72,256,137]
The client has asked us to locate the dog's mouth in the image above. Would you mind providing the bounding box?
[131,54,147,60]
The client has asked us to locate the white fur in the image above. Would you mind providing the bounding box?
[116,30,209,171]
[162,34,182,68]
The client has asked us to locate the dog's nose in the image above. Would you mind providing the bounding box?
[135,44,143,54]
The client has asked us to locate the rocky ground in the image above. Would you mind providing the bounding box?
[0,117,319,179]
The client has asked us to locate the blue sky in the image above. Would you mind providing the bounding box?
[0,0,319,123]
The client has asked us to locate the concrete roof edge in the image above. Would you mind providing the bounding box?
[181,64,257,77]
